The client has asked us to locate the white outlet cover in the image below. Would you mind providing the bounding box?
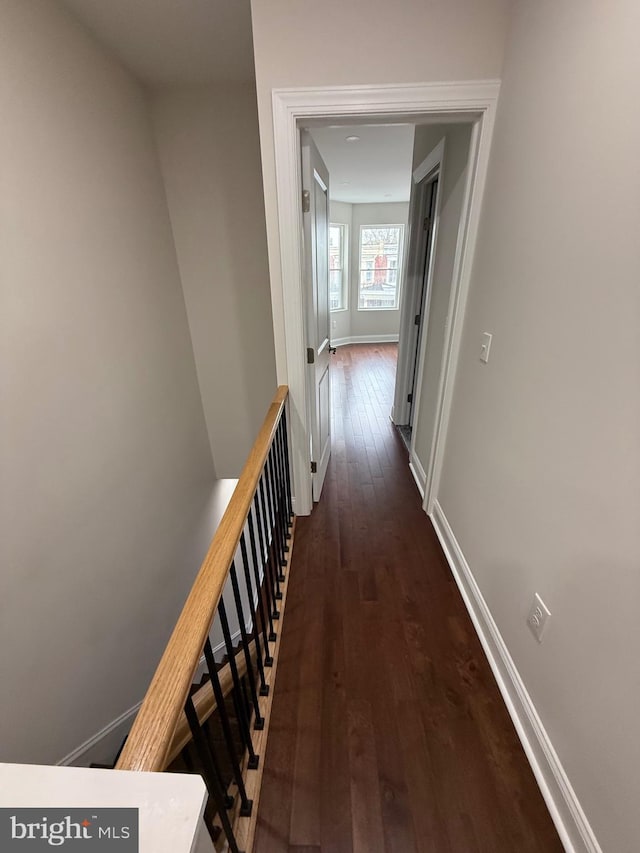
[480,332,492,363]
[527,593,551,643]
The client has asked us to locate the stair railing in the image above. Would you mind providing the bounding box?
[116,385,294,853]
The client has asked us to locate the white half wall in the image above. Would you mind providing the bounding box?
[152,82,277,477]
[0,763,212,853]
[437,1,640,850]
[0,0,217,766]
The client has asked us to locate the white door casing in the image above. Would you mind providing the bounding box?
[300,131,331,501]
[271,81,501,516]
[394,137,446,430]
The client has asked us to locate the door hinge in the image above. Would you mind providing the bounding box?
[302,189,310,213]
[414,314,421,326]
[306,347,315,364]
[407,393,413,404]
[310,461,317,474]
[423,216,431,231]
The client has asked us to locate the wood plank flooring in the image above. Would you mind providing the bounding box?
[254,343,562,853]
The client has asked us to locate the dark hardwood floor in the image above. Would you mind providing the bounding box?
[254,343,562,853]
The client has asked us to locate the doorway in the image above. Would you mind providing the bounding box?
[406,174,439,440]
[271,81,500,516]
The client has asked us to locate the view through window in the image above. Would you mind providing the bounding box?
[358,225,404,310]
[329,223,347,311]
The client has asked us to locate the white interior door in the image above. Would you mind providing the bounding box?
[300,131,331,502]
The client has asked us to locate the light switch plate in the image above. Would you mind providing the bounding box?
[480,332,492,363]
[527,593,551,643]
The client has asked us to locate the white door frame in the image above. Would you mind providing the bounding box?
[399,140,447,500]
[272,80,501,516]
[394,136,445,432]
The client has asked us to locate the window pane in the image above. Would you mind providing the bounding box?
[358,225,403,309]
[329,226,342,270]
[329,223,347,311]
[329,270,343,310]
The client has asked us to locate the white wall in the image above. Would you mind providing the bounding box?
[411,125,472,474]
[437,1,640,850]
[330,201,408,344]
[0,0,218,765]
[151,83,277,477]
[250,0,512,380]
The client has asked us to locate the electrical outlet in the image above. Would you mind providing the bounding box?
[480,332,492,363]
[331,318,337,330]
[527,593,551,643]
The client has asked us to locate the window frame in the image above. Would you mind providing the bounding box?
[329,222,349,313]
[357,223,405,311]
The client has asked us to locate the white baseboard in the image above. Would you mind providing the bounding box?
[58,701,143,768]
[408,452,426,498]
[429,500,601,853]
[332,333,399,347]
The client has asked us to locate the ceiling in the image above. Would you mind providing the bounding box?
[60,0,255,85]
[309,124,415,205]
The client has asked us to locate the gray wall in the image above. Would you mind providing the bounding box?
[250,0,512,379]
[0,0,217,764]
[438,1,640,850]
[151,83,277,477]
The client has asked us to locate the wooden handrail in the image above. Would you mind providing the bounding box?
[116,385,289,773]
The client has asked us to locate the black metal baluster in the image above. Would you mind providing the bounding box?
[181,744,220,847]
[255,480,280,617]
[181,742,196,773]
[240,676,252,724]
[282,406,294,524]
[248,503,276,649]
[270,427,286,556]
[258,477,281,604]
[184,696,241,853]
[275,419,290,542]
[266,450,286,579]
[272,430,289,559]
[183,700,233,809]
[203,639,252,817]
[218,597,259,769]
[265,448,283,571]
[239,531,269,693]
[229,561,264,729]
[278,418,293,536]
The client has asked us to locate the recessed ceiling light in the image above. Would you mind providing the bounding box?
[345,135,360,142]
[340,181,351,186]
[384,193,392,198]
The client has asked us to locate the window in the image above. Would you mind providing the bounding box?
[329,223,348,311]
[358,225,404,310]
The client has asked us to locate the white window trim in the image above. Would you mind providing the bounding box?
[357,223,405,311]
[329,222,349,312]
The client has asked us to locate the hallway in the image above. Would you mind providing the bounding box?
[254,343,562,852]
